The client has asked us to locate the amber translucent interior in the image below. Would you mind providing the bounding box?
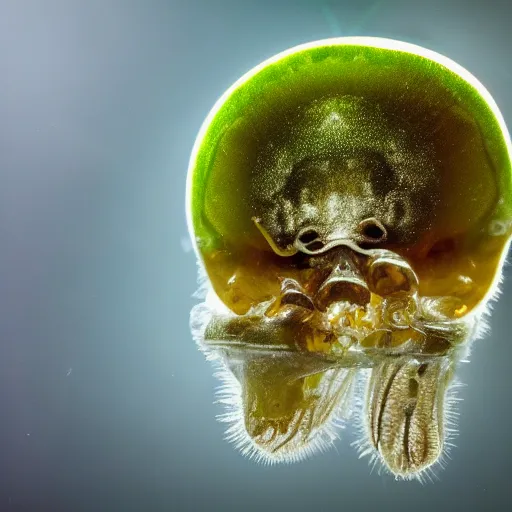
[202,229,510,319]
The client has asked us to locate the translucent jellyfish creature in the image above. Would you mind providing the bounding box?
[186,37,512,481]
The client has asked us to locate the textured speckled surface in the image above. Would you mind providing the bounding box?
[189,39,512,251]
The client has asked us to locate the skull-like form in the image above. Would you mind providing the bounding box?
[187,37,512,480]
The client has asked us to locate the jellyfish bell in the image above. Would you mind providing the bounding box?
[187,36,512,320]
[187,37,512,478]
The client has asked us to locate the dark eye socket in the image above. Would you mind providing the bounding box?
[358,218,387,242]
[298,229,319,244]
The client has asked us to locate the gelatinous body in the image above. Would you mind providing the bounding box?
[187,37,512,480]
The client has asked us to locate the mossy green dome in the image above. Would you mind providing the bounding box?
[187,37,512,315]
[188,37,511,251]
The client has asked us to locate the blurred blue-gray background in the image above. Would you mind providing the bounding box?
[1,0,511,510]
